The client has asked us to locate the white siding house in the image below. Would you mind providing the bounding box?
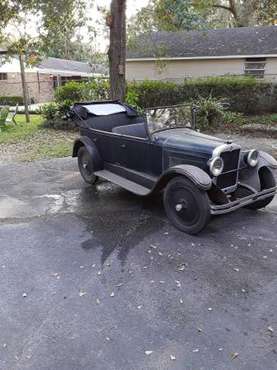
[126,26,277,82]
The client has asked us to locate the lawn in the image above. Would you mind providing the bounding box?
[0,114,77,162]
[0,114,43,144]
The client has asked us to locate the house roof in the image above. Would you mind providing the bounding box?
[127,26,277,60]
[38,57,93,74]
[0,56,107,76]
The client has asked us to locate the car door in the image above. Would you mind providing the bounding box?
[93,130,122,165]
[118,136,163,177]
[118,136,150,172]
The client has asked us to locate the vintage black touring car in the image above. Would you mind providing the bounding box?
[72,101,277,234]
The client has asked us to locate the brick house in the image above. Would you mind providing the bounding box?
[0,56,107,103]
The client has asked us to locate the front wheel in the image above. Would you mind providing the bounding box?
[77,147,98,185]
[163,176,210,234]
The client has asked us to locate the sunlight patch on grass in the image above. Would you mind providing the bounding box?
[0,114,43,144]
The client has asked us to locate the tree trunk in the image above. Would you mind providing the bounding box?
[19,53,30,123]
[108,0,126,101]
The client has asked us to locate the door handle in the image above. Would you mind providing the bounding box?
[92,137,97,142]
[120,144,126,148]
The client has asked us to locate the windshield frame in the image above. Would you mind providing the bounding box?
[144,103,196,138]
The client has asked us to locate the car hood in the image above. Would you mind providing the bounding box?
[153,128,227,155]
[153,128,233,171]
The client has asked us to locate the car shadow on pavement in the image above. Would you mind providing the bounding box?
[80,185,166,266]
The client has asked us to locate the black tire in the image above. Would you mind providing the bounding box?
[77,146,98,185]
[163,176,210,234]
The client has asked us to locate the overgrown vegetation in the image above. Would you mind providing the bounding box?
[0,96,24,106]
[41,76,277,130]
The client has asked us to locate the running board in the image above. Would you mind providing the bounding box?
[94,170,151,196]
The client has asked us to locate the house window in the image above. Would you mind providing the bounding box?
[0,73,7,80]
[244,58,266,78]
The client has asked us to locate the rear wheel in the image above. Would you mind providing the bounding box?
[163,176,210,234]
[77,147,98,185]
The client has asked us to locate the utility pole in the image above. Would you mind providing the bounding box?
[18,52,30,123]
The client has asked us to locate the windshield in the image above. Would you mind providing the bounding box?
[145,104,194,135]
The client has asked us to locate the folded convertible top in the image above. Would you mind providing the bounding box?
[72,100,138,120]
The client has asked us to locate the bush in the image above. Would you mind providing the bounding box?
[193,96,226,130]
[128,80,181,108]
[41,102,76,130]
[0,96,24,106]
[128,77,277,115]
[0,107,9,128]
[45,76,277,130]
[54,81,85,104]
[54,78,110,104]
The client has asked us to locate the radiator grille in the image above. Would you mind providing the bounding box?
[216,148,240,190]
[217,171,238,189]
[221,149,240,172]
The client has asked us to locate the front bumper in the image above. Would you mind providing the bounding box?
[210,186,277,215]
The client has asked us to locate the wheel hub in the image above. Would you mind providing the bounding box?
[175,199,188,212]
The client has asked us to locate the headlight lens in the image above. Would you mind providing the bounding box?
[209,156,224,177]
[247,149,259,167]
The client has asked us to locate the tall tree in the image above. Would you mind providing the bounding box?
[128,0,206,41]
[108,0,126,101]
[195,0,277,27]
[0,0,94,122]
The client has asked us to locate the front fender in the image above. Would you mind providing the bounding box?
[72,136,103,171]
[258,151,277,170]
[154,165,212,192]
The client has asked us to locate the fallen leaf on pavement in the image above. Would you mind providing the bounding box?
[230,352,239,360]
[79,290,87,297]
[145,351,153,356]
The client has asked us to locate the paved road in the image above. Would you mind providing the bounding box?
[0,158,277,370]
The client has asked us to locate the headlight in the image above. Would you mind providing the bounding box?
[247,149,259,167]
[209,156,224,177]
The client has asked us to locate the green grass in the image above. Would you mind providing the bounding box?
[0,114,43,144]
[0,114,77,161]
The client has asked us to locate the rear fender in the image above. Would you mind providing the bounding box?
[72,136,103,171]
[154,165,212,192]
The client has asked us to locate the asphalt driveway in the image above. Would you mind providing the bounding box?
[0,157,277,370]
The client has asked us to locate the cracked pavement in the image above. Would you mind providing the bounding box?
[0,156,277,370]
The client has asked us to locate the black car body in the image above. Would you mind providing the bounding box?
[72,101,277,234]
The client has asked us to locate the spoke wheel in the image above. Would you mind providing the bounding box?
[163,176,210,234]
[78,147,98,185]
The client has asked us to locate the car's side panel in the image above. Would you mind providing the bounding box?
[114,136,151,172]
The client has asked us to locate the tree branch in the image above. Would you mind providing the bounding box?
[211,1,238,20]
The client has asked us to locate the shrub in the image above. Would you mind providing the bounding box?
[54,81,85,104]
[128,80,181,108]
[129,77,277,115]
[54,78,110,104]
[41,102,76,130]
[0,107,9,129]
[84,78,110,101]
[0,96,24,106]
[192,96,226,130]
